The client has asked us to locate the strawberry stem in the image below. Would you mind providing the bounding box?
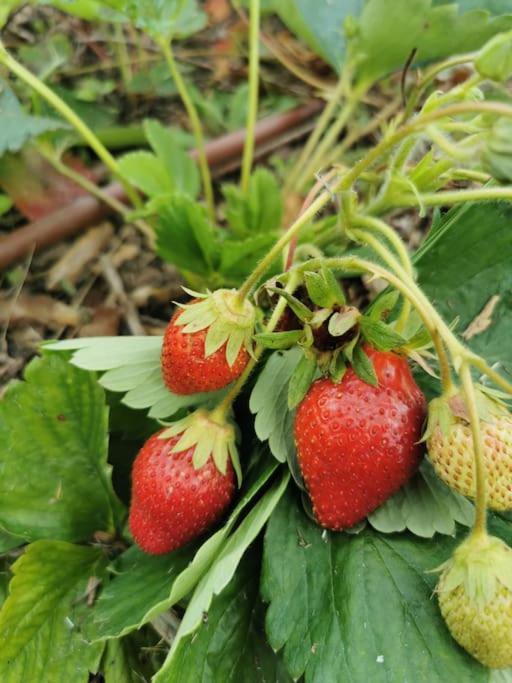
[459,362,488,538]
[240,0,261,193]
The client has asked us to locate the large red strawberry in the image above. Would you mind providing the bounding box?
[294,346,426,530]
[161,288,255,395]
[129,410,239,554]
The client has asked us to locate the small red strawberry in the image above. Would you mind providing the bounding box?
[294,346,426,530]
[129,410,239,554]
[161,288,255,395]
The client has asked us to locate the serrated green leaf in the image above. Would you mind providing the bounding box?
[368,461,475,537]
[303,271,331,308]
[0,540,105,681]
[360,317,406,351]
[83,457,278,641]
[288,353,317,409]
[158,552,292,683]
[223,168,283,237]
[351,0,512,86]
[155,193,220,277]
[249,348,301,463]
[143,119,199,197]
[0,529,24,554]
[254,330,303,350]
[0,355,117,542]
[261,489,500,682]
[118,150,172,197]
[153,471,289,682]
[0,79,66,156]
[351,344,378,386]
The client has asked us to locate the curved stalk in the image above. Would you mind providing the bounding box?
[460,362,488,538]
[0,43,139,206]
[157,37,215,222]
[389,186,512,210]
[284,76,348,194]
[241,0,261,193]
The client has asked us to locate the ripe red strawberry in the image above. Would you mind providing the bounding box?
[161,288,254,395]
[129,420,236,554]
[294,346,426,530]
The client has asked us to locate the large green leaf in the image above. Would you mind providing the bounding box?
[153,470,290,682]
[262,490,510,683]
[44,336,219,419]
[263,0,364,72]
[160,552,292,683]
[83,457,279,641]
[352,0,512,85]
[414,200,512,382]
[0,354,117,542]
[0,540,105,682]
[0,79,66,156]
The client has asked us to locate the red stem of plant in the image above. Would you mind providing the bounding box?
[0,101,322,271]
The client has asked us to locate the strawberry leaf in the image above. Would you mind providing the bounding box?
[156,552,292,682]
[153,470,290,683]
[262,489,507,683]
[0,79,67,156]
[222,168,283,238]
[0,541,105,680]
[0,354,118,542]
[83,456,279,641]
[45,336,219,420]
[249,348,301,464]
[368,461,475,537]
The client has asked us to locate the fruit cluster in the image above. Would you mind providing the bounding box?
[128,270,512,670]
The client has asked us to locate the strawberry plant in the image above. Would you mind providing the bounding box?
[2,0,512,681]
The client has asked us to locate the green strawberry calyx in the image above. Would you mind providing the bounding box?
[175,287,256,367]
[436,534,512,611]
[423,385,511,441]
[159,408,242,485]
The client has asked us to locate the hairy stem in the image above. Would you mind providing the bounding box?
[284,76,347,194]
[390,186,512,209]
[240,0,261,193]
[158,37,215,222]
[460,362,488,537]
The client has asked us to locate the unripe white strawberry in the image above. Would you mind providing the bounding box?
[437,533,512,668]
[426,388,512,510]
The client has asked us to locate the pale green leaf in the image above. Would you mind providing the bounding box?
[223,168,283,237]
[144,119,199,197]
[249,348,301,463]
[118,150,172,197]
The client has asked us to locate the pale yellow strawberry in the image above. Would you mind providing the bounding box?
[426,389,512,511]
[437,533,512,668]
